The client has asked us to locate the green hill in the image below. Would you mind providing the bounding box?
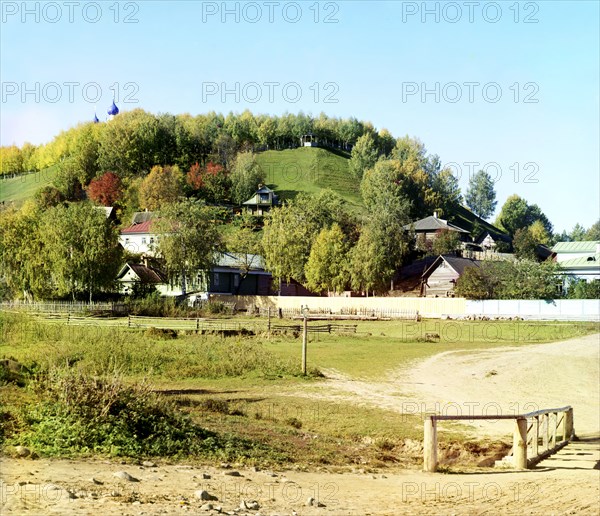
[256,147,362,208]
[0,166,59,206]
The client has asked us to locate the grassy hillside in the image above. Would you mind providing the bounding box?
[450,204,506,238]
[0,166,59,206]
[256,147,362,207]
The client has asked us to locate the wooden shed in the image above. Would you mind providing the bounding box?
[421,255,480,297]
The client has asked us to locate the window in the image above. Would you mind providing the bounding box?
[150,237,154,245]
[141,237,147,245]
[233,274,240,287]
[213,273,220,286]
[125,238,129,244]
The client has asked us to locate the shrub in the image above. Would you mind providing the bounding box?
[17,371,214,457]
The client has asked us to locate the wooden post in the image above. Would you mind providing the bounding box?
[542,413,550,451]
[565,408,574,440]
[513,417,528,469]
[196,318,199,331]
[551,412,557,448]
[128,315,131,328]
[267,307,271,337]
[423,415,437,472]
[531,416,539,457]
[302,315,307,375]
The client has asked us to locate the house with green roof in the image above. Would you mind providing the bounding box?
[552,241,600,282]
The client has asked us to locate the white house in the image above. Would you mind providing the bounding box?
[552,241,600,282]
[119,220,158,256]
[552,241,600,263]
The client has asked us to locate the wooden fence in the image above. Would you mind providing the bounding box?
[0,300,127,315]
[424,406,574,472]
[256,306,418,321]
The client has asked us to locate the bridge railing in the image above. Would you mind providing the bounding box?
[424,406,574,472]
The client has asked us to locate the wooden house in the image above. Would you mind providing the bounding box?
[242,185,279,215]
[404,212,471,244]
[421,255,480,297]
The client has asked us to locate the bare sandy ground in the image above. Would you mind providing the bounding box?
[2,333,599,515]
[300,332,600,439]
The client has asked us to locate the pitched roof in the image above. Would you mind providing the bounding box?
[95,206,114,219]
[558,254,600,269]
[118,262,167,284]
[131,211,156,225]
[475,230,512,244]
[121,220,154,235]
[243,186,279,206]
[216,252,265,270]
[552,241,600,253]
[422,255,480,278]
[404,215,470,233]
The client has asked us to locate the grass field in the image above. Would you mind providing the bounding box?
[1,312,597,467]
[0,166,59,205]
[256,147,362,208]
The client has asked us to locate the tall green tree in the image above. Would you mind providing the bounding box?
[262,191,351,285]
[154,199,222,296]
[465,170,497,219]
[350,224,395,295]
[569,223,587,241]
[584,220,600,241]
[349,133,379,179]
[42,202,122,301]
[0,202,52,299]
[512,227,538,260]
[497,195,553,237]
[230,152,265,205]
[305,224,350,294]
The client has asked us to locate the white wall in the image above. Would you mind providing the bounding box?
[212,295,600,321]
[119,234,156,256]
[466,299,600,321]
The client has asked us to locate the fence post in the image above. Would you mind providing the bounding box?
[128,315,131,328]
[531,416,539,457]
[302,316,308,375]
[551,412,557,448]
[542,413,550,451]
[423,415,437,472]
[565,408,574,440]
[196,318,199,331]
[513,417,528,469]
[268,307,271,337]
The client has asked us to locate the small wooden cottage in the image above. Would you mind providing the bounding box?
[421,255,480,297]
[242,185,279,216]
[404,212,471,243]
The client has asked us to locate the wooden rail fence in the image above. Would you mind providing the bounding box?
[424,406,574,472]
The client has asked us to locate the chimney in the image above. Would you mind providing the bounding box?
[433,211,438,219]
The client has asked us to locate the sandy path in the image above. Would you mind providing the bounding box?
[296,333,600,439]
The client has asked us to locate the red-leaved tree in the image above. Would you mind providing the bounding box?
[187,162,230,203]
[87,172,123,206]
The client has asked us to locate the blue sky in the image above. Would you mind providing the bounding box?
[1,0,598,232]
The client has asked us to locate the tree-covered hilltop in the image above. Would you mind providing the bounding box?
[0,110,389,178]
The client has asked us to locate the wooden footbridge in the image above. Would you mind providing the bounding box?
[424,406,576,472]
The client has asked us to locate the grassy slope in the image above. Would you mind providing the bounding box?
[0,166,59,205]
[256,147,362,208]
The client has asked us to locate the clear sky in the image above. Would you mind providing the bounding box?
[1,0,598,232]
